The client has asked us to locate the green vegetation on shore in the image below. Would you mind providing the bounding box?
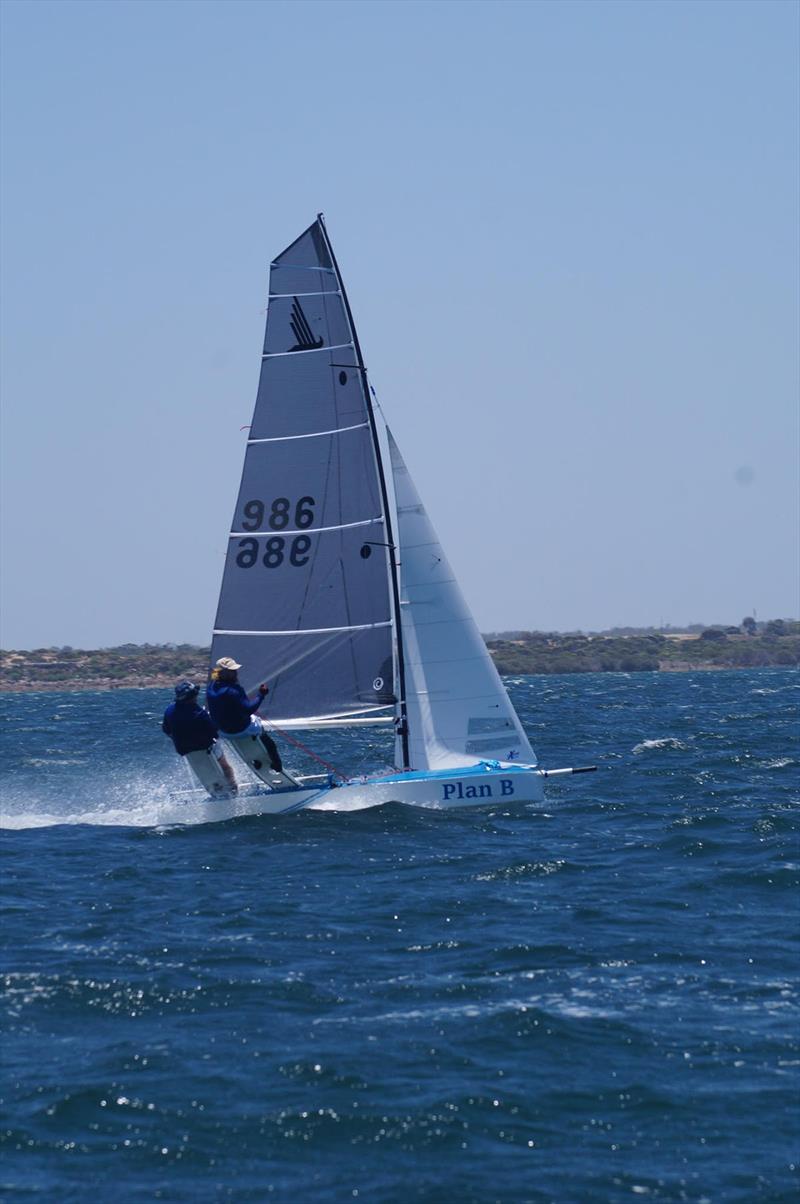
[1,621,797,691]
[487,621,799,674]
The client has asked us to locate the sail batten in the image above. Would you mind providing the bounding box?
[269,263,336,273]
[214,621,392,636]
[229,515,382,538]
[247,421,369,445]
[269,291,342,299]
[262,342,353,360]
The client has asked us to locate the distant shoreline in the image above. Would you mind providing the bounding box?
[2,625,797,692]
[0,662,790,694]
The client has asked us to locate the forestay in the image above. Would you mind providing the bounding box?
[387,428,537,771]
[211,221,396,724]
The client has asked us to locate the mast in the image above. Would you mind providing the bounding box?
[316,214,410,769]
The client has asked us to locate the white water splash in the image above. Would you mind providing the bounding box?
[632,737,689,754]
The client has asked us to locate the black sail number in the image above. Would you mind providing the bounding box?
[235,537,259,568]
[289,535,311,566]
[240,496,316,531]
[241,500,264,531]
[235,534,313,569]
[268,498,290,529]
[235,496,317,568]
[294,497,315,528]
[263,537,284,568]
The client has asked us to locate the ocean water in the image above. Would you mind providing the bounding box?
[1,670,798,1203]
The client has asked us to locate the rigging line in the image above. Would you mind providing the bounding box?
[228,516,383,538]
[261,720,347,779]
[262,342,352,359]
[247,421,369,444]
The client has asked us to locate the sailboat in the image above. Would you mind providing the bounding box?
[184,216,592,817]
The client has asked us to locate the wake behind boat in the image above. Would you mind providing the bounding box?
[177,216,593,817]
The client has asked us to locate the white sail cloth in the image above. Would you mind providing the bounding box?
[388,429,537,771]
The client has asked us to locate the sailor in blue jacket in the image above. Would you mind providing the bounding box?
[162,680,238,792]
[206,656,283,773]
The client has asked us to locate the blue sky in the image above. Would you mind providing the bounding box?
[1,0,797,648]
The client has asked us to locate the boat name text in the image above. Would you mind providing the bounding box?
[442,779,514,801]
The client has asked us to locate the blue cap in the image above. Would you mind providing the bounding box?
[175,680,199,701]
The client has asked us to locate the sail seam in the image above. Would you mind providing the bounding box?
[229,516,382,537]
[263,342,352,360]
[404,577,458,588]
[213,621,392,636]
[247,422,368,444]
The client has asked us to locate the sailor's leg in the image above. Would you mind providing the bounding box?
[257,726,283,773]
[218,750,238,794]
[208,739,238,794]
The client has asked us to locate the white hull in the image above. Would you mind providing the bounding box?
[166,763,544,825]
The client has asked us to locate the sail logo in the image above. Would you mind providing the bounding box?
[288,298,324,351]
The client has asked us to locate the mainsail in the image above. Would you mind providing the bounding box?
[211,220,396,725]
[387,428,537,771]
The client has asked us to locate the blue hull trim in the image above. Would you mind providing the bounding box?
[360,761,539,787]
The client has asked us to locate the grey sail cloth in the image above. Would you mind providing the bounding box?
[211,220,395,721]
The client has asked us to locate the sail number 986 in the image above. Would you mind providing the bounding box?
[236,535,311,569]
[236,496,316,570]
[241,496,315,531]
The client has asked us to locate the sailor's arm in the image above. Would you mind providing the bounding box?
[198,710,218,741]
[248,684,269,713]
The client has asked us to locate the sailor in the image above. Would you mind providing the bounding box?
[162,680,238,793]
[206,657,284,773]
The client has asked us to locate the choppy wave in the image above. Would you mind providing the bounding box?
[1,670,799,1202]
[631,736,689,754]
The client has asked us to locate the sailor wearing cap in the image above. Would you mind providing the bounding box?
[206,658,283,773]
[162,680,238,793]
